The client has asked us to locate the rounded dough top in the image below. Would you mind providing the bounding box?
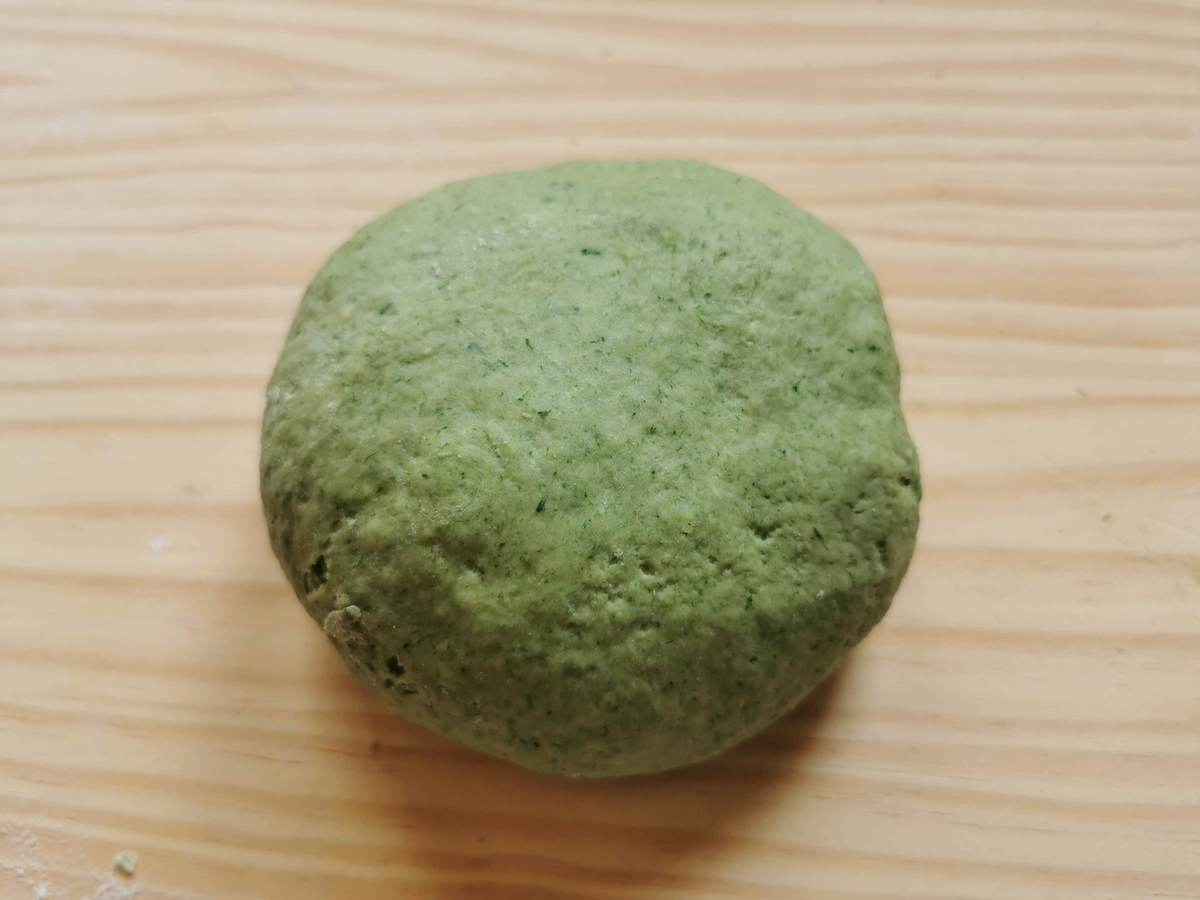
[261,160,920,776]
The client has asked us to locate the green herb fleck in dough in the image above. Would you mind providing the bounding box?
[260,160,921,777]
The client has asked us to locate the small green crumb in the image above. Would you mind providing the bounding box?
[1190,567,1200,587]
[1101,512,1113,522]
[113,850,138,877]
[369,739,381,753]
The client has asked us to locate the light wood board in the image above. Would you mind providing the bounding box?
[2,1,1199,897]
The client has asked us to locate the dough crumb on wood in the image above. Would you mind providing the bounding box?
[111,850,137,877]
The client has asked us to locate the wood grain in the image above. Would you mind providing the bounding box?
[2,1,1199,897]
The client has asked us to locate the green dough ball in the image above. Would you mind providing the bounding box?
[260,160,920,777]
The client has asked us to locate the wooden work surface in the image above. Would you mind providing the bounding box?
[2,2,1199,898]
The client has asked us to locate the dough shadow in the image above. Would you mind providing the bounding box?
[354,661,853,899]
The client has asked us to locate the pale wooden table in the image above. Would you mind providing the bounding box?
[3,2,1199,898]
